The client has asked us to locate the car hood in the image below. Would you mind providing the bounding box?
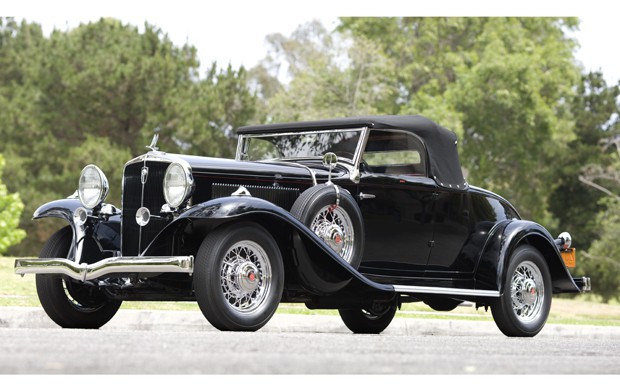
[127,152,344,183]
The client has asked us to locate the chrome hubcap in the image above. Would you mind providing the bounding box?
[521,279,538,306]
[220,241,271,313]
[230,261,260,294]
[317,223,344,254]
[310,205,354,263]
[510,261,544,323]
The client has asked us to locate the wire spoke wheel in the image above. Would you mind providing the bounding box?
[220,240,272,313]
[310,204,355,263]
[510,261,544,323]
[195,222,284,332]
[491,245,551,337]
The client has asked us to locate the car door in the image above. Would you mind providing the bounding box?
[425,190,474,276]
[356,129,435,277]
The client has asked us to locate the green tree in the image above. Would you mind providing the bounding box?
[251,20,398,122]
[33,17,200,155]
[573,106,620,302]
[0,154,26,254]
[581,197,620,303]
[0,17,259,255]
[548,72,620,250]
[158,63,258,158]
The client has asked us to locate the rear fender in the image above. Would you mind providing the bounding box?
[143,196,391,295]
[476,220,580,294]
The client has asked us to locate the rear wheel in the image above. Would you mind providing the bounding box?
[194,222,284,331]
[491,245,552,337]
[35,226,121,329]
[338,303,397,334]
[424,297,462,312]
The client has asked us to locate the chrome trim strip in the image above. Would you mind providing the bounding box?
[351,126,370,184]
[393,285,500,297]
[15,256,194,282]
[239,127,366,140]
[138,157,148,251]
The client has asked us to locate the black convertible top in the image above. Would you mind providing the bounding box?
[237,115,468,190]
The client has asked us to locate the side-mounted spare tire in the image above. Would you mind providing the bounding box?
[290,184,364,268]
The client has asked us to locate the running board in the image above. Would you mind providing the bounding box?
[393,285,500,298]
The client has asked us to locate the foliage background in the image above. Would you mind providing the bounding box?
[0,154,26,254]
[0,16,618,300]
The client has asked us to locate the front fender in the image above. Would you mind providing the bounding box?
[33,198,83,223]
[143,196,392,295]
[475,219,580,294]
[33,198,121,261]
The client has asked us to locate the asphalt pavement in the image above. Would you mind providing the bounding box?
[1,306,619,338]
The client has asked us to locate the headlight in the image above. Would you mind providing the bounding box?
[78,165,109,209]
[163,162,194,208]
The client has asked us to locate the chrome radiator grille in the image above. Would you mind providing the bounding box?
[122,160,170,256]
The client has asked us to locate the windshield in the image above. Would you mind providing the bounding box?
[238,129,363,162]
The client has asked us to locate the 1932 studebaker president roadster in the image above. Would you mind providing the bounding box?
[15,115,591,337]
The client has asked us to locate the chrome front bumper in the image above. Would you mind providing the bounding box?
[14,256,194,282]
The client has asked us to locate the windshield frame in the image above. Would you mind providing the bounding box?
[236,126,370,182]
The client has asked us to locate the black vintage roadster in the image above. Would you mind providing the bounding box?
[15,115,590,337]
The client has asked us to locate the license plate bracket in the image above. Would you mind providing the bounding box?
[561,248,576,268]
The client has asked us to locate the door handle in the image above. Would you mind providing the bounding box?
[358,192,376,200]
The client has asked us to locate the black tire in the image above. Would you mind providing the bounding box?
[291,184,364,268]
[35,226,121,329]
[339,303,397,334]
[491,245,552,337]
[424,297,462,312]
[194,222,284,331]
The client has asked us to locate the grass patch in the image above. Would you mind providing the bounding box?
[1,257,40,307]
[3,256,619,326]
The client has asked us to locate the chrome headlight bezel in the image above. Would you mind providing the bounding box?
[163,161,194,209]
[78,165,109,209]
[558,232,572,250]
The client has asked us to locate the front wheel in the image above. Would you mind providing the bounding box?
[194,222,284,331]
[491,245,552,337]
[338,303,397,334]
[35,226,121,329]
